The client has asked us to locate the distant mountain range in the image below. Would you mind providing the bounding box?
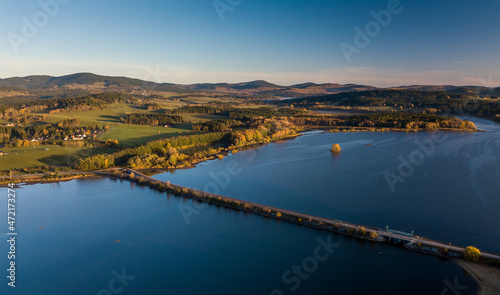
[0,73,379,95]
[0,72,498,99]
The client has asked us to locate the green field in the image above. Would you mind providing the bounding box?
[0,145,115,171]
[99,123,194,147]
[35,103,145,126]
[33,102,231,126]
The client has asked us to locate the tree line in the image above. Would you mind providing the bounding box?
[0,93,133,121]
[281,89,500,121]
[168,105,230,114]
[228,107,305,120]
[167,105,306,121]
[122,113,183,126]
[77,132,229,170]
[289,112,476,130]
[192,119,243,132]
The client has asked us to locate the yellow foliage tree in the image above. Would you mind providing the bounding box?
[464,246,481,263]
[330,144,342,152]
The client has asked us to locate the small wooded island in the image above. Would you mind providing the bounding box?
[331,143,342,152]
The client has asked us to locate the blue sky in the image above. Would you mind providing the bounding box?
[1,0,499,87]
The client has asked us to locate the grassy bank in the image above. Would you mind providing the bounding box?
[0,172,97,186]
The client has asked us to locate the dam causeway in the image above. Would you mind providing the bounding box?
[96,168,500,268]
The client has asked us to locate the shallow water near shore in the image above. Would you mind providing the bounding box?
[1,117,499,294]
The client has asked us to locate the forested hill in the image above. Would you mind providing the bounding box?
[2,73,499,101]
[0,73,190,93]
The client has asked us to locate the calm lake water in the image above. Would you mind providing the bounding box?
[2,117,499,295]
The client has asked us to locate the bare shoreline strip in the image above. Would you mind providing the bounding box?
[453,259,500,295]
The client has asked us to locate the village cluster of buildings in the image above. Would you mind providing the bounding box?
[64,134,87,141]
[63,129,103,141]
[14,128,104,143]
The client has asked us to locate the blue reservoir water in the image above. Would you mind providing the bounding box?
[2,117,498,294]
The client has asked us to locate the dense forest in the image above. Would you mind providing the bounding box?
[168,105,231,115]
[6,93,130,109]
[0,93,133,121]
[286,90,466,105]
[227,107,306,120]
[281,89,499,121]
[192,119,243,131]
[290,112,477,130]
[122,113,184,126]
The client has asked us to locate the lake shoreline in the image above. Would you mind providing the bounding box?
[0,172,97,186]
[454,259,500,295]
[0,125,480,185]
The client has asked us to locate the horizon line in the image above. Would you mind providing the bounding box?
[1,72,499,89]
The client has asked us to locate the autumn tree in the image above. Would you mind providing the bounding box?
[464,246,481,263]
[330,144,342,152]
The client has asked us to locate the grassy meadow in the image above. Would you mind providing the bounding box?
[99,124,194,147]
[0,145,115,171]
